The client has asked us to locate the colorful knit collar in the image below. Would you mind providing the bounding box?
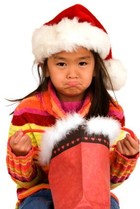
[41,81,91,118]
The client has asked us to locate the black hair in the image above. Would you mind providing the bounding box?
[8,51,117,118]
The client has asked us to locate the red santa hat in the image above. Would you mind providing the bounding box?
[32,4,127,90]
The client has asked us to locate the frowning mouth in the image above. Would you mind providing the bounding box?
[66,81,81,87]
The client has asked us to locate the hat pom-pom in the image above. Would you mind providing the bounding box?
[104,59,127,91]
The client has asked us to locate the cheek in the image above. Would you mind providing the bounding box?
[51,73,64,81]
[84,70,94,81]
[49,73,64,88]
[83,73,94,88]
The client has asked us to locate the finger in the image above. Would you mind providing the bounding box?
[11,131,24,144]
[120,141,131,156]
[125,134,139,150]
[121,137,139,156]
[116,139,132,156]
[121,138,135,155]
[14,136,32,155]
[17,134,31,146]
[116,140,124,154]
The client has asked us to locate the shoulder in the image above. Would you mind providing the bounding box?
[110,100,124,111]
[15,94,41,111]
[109,100,125,126]
[13,91,50,115]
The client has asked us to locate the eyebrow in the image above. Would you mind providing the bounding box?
[53,55,92,60]
[78,56,91,60]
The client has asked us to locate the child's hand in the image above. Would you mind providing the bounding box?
[116,134,139,157]
[9,130,32,156]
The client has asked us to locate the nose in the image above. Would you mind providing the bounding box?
[66,66,78,79]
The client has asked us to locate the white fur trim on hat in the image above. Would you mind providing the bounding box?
[32,3,127,91]
[32,17,110,63]
[104,59,127,90]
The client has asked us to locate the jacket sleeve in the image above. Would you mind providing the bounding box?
[110,144,139,190]
[6,107,49,189]
[6,144,45,189]
[109,101,139,189]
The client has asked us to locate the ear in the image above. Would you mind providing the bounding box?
[45,65,50,77]
[39,62,50,77]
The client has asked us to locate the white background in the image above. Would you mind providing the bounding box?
[0,0,140,208]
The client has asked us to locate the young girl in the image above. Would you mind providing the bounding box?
[6,4,139,209]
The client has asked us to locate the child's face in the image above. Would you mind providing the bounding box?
[46,47,95,101]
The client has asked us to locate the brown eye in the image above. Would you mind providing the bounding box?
[79,62,87,66]
[56,62,66,67]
